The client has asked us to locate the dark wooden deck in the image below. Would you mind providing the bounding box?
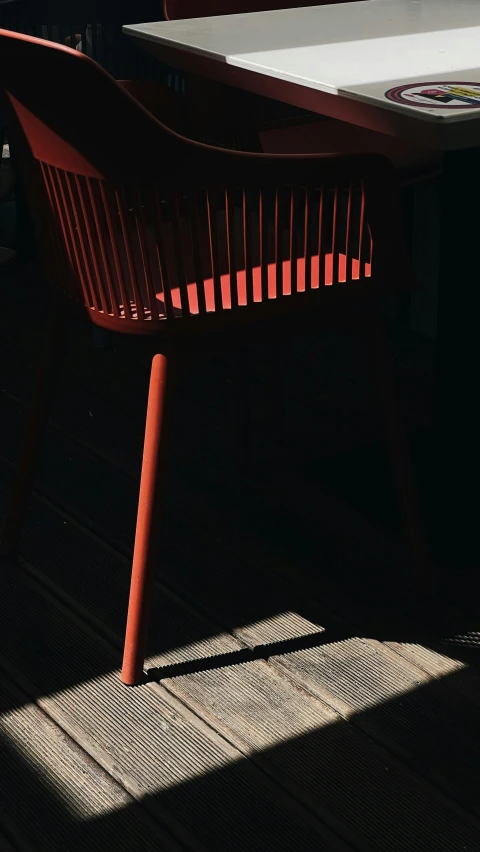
[1,260,479,852]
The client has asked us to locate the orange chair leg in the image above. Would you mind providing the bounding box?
[1,304,65,558]
[361,300,433,598]
[121,353,174,686]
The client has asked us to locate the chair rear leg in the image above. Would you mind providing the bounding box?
[1,304,65,558]
[360,298,433,598]
[121,352,175,686]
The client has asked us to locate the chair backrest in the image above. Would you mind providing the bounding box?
[0,29,405,335]
[164,0,354,19]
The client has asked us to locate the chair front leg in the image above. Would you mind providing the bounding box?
[121,351,175,686]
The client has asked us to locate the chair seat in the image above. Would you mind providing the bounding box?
[260,119,443,182]
[73,195,374,326]
[113,252,371,322]
[166,252,371,316]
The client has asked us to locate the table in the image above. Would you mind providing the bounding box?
[124,1,480,581]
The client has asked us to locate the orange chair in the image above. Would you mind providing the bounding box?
[0,29,431,686]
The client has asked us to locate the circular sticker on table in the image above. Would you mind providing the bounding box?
[385,82,480,109]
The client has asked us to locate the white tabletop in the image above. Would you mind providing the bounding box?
[123,0,480,149]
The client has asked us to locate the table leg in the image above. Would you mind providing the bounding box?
[435,147,480,583]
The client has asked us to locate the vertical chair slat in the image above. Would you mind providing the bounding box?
[367,225,374,278]
[318,188,325,288]
[116,187,146,320]
[66,174,101,313]
[187,192,207,315]
[304,188,313,291]
[331,185,339,286]
[100,182,132,320]
[55,169,95,309]
[206,189,223,311]
[87,178,120,317]
[274,187,282,299]
[57,170,93,306]
[75,175,110,314]
[289,187,298,295]
[368,213,374,275]
[152,191,174,320]
[225,188,239,310]
[357,179,366,279]
[259,188,268,303]
[171,191,191,316]
[134,186,159,321]
[243,189,254,306]
[344,182,353,283]
[41,165,74,294]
